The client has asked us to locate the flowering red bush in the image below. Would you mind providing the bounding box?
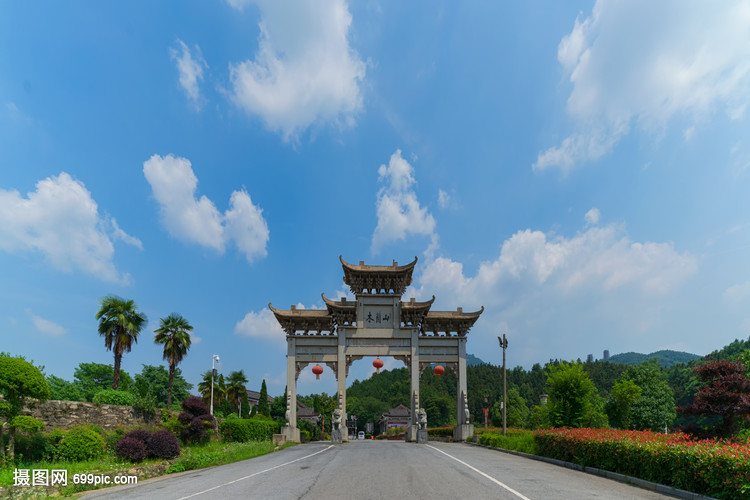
[535,428,750,499]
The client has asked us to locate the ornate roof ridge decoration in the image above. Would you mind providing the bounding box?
[340,255,417,295]
[421,306,485,337]
[321,293,356,326]
[400,295,435,327]
[268,302,335,335]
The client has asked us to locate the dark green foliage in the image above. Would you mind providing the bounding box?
[146,430,181,459]
[93,389,134,406]
[705,337,750,361]
[626,362,676,431]
[608,350,701,368]
[605,379,642,429]
[270,395,286,420]
[14,432,55,463]
[258,379,271,417]
[490,387,529,428]
[73,362,133,401]
[297,419,321,441]
[116,436,146,462]
[132,364,193,409]
[219,418,281,442]
[58,426,105,461]
[46,374,84,401]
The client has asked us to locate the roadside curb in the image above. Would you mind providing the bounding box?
[465,441,716,500]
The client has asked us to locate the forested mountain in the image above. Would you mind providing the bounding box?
[608,349,700,368]
[467,354,488,366]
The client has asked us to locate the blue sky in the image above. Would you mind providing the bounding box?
[2,1,749,398]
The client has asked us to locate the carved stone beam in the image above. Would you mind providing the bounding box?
[345,355,364,377]
[324,361,338,380]
[295,361,310,381]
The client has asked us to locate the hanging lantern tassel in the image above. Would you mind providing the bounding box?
[312,364,323,380]
[433,364,445,379]
[373,357,384,373]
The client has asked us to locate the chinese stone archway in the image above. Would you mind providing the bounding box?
[269,256,483,443]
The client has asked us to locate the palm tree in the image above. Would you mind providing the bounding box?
[226,370,249,416]
[96,295,147,390]
[198,371,225,407]
[154,313,193,408]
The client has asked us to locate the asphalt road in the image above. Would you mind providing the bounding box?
[83,441,678,500]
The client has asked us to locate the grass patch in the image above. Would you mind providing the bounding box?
[1,439,294,497]
[477,428,537,454]
[167,440,293,474]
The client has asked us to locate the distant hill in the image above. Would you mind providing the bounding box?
[608,349,700,368]
[467,354,488,366]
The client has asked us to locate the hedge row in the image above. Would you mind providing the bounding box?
[219,418,281,443]
[535,428,750,499]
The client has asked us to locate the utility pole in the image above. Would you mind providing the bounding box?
[498,335,508,436]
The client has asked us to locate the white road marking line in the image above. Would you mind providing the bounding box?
[426,444,532,500]
[177,445,335,499]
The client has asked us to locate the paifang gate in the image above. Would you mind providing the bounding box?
[269,256,483,443]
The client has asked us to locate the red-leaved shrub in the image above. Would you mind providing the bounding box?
[146,430,180,459]
[115,436,147,462]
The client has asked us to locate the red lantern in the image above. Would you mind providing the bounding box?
[373,358,384,373]
[312,364,323,380]
[433,365,445,379]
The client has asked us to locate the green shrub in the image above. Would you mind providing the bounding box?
[93,389,134,406]
[14,433,54,463]
[219,418,281,442]
[427,426,454,438]
[57,426,105,462]
[477,429,537,454]
[104,427,128,453]
[300,429,310,443]
[10,415,45,434]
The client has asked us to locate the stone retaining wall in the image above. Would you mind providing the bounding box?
[14,399,149,431]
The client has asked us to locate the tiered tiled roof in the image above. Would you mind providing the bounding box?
[340,255,417,295]
[268,303,334,335]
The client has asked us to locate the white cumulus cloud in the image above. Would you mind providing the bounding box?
[584,207,601,226]
[535,0,750,172]
[411,221,697,367]
[143,154,269,263]
[0,173,138,282]
[170,40,207,110]
[372,150,436,254]
[227,0,366,140]
[234,308,285,344]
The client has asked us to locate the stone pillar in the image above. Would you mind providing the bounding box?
[453,336,474,441]
[282,336,300,443]
[337,327,348,441]
[407,327,420,442]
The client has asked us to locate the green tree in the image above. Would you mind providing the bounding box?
[73,362,132,401]
[198,371,226,409]
[45,374,84,401]
[491,387,530,428]
[546,362,606,428]
[258,379,271,417]
[132,364,193,408]
[95,295,147,390]
[226,370,249,416]
[153,313,193,408]
[627,361,676,431]
[605,379,642,429]
[0,356,50,458]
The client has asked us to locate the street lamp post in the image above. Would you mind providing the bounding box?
[210,354,220,416]
[498,335,508,436]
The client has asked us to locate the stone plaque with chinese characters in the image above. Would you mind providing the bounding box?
[362,306,394,328]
